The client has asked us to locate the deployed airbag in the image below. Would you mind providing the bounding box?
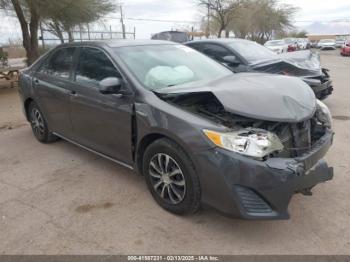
[145,66,194,89]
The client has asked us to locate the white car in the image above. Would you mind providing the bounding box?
[317,39,336,50]
[297,38,309,50]
[264,40,288,54]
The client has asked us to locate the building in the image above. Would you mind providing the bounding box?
[307,34,350,41]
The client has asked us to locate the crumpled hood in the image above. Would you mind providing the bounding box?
[250,50,322,77]
[157,73,317,123]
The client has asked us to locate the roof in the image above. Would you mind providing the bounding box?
[57,39,176,49]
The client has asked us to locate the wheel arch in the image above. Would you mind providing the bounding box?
[135,132,195,176]
[24,97,34,121]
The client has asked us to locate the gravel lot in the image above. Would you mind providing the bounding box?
[0,50,349,255]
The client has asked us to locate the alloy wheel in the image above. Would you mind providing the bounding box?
[30,108,45,137]
[149,153,186,205]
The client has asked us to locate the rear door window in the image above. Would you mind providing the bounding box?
[38,48,76,79]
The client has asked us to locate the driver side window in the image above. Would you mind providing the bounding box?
[201,44,234,63]
[75,47,122,87]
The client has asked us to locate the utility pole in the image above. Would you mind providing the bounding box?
[39,22,45,49]
[120,4,126,39]
[207,3,210,39]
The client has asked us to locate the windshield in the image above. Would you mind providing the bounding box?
[228,41,276,62]
[114,44,231,90]
[265,40,284,46]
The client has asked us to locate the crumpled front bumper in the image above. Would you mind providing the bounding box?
[310,80,333,100]
[193,130,334,220]
[304,70,333,100]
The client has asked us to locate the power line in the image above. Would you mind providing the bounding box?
[103,16,197,24]
[1,6,349,24]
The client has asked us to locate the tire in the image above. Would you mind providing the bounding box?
[28,101,58,143]
[143,138,201,215]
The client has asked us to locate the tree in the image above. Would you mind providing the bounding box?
[0,0,115,65]
[227,0,297,43]
[43,0,115,43]
[197,0,239,38]
[0,0,42,65]
[284,30,308,38]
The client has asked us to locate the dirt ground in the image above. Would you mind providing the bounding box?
[0,50,349,255]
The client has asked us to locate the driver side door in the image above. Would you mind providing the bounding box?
[69,47,134,165]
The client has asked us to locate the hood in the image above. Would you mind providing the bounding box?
[156,73,317,123]
[250,50,322,77]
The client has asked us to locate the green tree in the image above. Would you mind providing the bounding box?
[284,30,308,38]
[43,0,115,43]
[228,0,297,43]
[1,0,42,65]
[0,0,115,65]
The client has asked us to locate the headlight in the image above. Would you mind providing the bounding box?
[316,100,332,128]
[203,128,284,160]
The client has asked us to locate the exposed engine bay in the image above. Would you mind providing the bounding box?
[159,92,328,159]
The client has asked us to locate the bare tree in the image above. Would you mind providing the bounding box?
[197,0,239,38]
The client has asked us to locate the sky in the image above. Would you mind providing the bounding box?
[1,0,350,44]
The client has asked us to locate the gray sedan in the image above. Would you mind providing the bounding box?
[18,40,334,219]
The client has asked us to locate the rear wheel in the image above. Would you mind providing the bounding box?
[28,102,58,143]
[143,138,201,215]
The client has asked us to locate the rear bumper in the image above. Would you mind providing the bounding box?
[320,46,336,50]
[194,130,334,220]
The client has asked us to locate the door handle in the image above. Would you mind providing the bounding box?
[70,90,77,96]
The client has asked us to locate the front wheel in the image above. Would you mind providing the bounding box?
[143,138,201,215]
[28,102,58,143]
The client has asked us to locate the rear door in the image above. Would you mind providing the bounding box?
[33,47,77,137]
[69,47,134,164]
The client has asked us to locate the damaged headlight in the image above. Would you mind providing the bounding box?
[316,100,332,128]
[204,129,284,160]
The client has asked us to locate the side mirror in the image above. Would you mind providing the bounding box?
[99,77,122,95]
[223,56,240,66]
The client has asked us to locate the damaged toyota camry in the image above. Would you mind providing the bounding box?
[18,40,334,220]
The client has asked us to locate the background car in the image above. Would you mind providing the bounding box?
[335,38,346,48]
[317,39,337,50]
[151,31,189,43]
[310,40,319,48]
[296,38,309,50]
[283,38,298,52]
[340,40,350,56]
[264,40,288,54]
[185,38,334,99]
